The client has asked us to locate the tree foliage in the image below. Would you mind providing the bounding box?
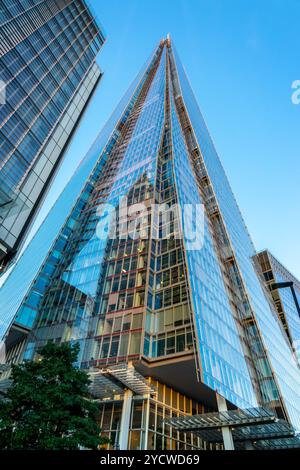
[0,342,107,450]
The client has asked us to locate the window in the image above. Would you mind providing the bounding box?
[157,337,165,356]
[120,274,127,290]
[134,291,144,307]
[126,294,134,309]
[119,334,129,356]
[101,338,110,358]
[166,335,175,354]
[113,317,122,332]
[176,332,185,353]
[132,313,142,329]
[112,277,120,293]
[131,402,143,428]
[128,273,136,289]
[174,306,182,326]
[115,261,122,274]
[129,332,141,355]
[118,294,126,310]
[164,289,171,307]
[110,338,119,357]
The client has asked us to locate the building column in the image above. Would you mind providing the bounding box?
[118,389,133,450]
[216,393,235,450]
[143,394,151,450]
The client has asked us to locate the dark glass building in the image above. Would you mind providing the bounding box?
[1,37,300,450]
[0,0,105,272]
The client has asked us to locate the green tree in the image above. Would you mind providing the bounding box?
[0,342,108,450]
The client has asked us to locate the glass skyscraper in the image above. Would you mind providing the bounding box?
[0,0,105,273]
[254,250,300,365]
[1,37,300,450]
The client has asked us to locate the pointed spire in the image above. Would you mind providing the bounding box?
[166,33,171,47]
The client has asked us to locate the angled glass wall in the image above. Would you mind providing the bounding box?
[170,86,257,408]
[0,0,105,271]
[254,250,300,366]
[0,43,161,340]
[1,37,300,434]
[170,43,300,429]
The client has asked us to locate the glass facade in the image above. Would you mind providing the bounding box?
[170,43,300,429]
[170,89,257,409]
[254,250,300,365]
[98,378,217,451]
[1,36,300,448]
[0,41,161,342]
[0,0,105,272]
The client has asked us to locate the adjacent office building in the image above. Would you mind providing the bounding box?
[1,37,300,450]
[0,0,105,273]
[254,250,300,365]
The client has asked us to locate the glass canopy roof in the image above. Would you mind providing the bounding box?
[165,407,300,450]
[165,407,276,430]
[89,363,156,398]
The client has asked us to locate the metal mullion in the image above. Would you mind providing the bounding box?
[1,1,58,27]
[0,0,73,57]
[0,20,98,177]
[1,5,89,91]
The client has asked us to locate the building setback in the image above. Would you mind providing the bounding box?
[0,37,300,449]
[0,0,105,272]
[254,250,300,365]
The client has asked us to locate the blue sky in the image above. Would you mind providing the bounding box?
[27,0,300,278]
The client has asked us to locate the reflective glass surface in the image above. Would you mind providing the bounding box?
[1,39,300,431]
[172,45,300,429]
[0,44,157,339]
[0,0,103,200]
[269,255,300,365]
[170,85,257,408]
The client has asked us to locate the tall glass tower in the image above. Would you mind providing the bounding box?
[0,0,105,273]
[1,37,300,450]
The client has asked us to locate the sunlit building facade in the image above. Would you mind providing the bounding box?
[1,37,300,450]
[254,250,300,365]
[0,0,105,272]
